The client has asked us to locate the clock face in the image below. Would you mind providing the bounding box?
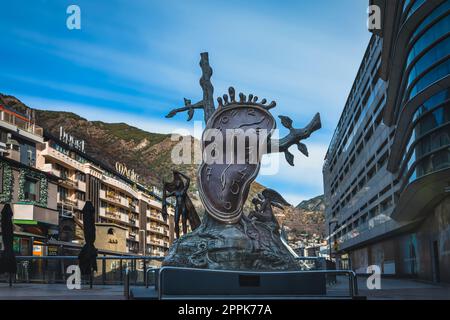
[198,104,275,224]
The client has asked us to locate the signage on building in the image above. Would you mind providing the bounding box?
[115,162,140,182]
[47,246,59,256]
[33,245,43,256]
[60,126,85,152]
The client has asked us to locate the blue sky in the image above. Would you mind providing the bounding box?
[0,0,371,205]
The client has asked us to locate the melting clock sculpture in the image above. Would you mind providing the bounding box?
[162,52,321,270]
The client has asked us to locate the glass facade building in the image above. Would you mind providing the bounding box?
[324,0,450,282]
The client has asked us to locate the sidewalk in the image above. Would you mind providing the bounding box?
[2,277,449,300]
[330,275,450,300]
[0,283,125,300]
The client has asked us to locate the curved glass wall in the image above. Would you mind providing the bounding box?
[407,36,450,86]
[403,0,412,13]
[404,0,426,20]
[401,95,450,186]
[411,1,450,39]
[407,148,450,184]
[406,14,450,66]
[401,7,450,103]
[401,90,449,164]
[407,58,450,100]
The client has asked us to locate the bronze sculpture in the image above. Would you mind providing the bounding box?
[163,52,321,270]
[248,188,290,233]
[161,170,201,238]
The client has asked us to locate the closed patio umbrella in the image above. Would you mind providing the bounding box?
[0,204,17,286]
[78,201,97,288]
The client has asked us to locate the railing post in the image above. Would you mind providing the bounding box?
[60,258,65,283]
[353,273,359,296]
[43,258,47,283]
[119,259,123,284]
[143,258,147,287]
[102,256,106,285]
[124,268,130,300]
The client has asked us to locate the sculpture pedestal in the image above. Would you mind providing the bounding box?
[163,215,300,271]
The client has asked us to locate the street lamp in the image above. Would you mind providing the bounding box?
[328,217,338,262]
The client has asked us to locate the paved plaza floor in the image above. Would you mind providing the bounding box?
[330,275,450,300]
[0,283,125,300]
[0,277,449,300]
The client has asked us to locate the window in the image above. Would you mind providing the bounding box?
[56,164,69,179]
[378,151,389,169]
[24,177,39,201]
[20,142,36,167]
[58,186,68,201]
[76,191,85,201]
[367,165,377,181]
[75,171,86,182]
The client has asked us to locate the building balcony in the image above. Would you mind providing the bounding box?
[128,246,139,254]
[60,178,78,189]
[61,198,78,207]
[148,198,162,209]
[129,218,138,226]
[148,212,167,224]
[0,107,44,143]
[0,141,7,154]
[76,199,86,210]
[11,203,58,226]
[100,174,139,199]
[77,180,86,192]
[147,249,166,257]
[129,203,139,213]
[99,207,129,224]
[147,224,169,237]
[147,237,167,247]
[100,189,136,211]
[127,231,140,242]
[40,145,84,170]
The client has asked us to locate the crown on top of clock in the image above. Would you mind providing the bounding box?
[217,87,277,110]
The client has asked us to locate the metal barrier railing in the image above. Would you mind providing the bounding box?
[3,255,358,299]
[0,256,164,286]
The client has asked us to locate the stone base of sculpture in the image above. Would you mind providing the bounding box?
[162,214,300,271]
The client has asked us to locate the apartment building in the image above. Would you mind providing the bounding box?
[324,0,450,283]
[0,103,59,256]
[36,130,174,257]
